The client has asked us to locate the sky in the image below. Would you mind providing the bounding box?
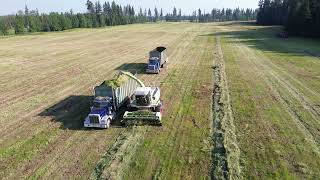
[1,0,259,16]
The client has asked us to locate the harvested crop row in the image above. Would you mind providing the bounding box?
[211,36,241,180]
[90,127,147,180]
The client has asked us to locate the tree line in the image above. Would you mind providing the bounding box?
[257,0,320,37]
[0,0,257,35]
[189,8,257,22]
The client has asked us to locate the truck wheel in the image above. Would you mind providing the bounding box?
[106,119,111,128]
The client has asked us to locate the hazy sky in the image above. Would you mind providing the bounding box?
[1,0,259,16]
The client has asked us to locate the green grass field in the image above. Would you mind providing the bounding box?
[0,22,319,179]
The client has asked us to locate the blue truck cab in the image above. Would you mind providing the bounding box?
[147,58,161,73]
[84,86,115,128]
[146,47,168,74]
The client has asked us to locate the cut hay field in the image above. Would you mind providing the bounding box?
[0,22,319,179]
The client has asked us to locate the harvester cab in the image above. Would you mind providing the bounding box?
[123,87,163,126]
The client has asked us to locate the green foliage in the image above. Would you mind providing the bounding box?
[14,15,25,34]
[0,1,257,36]
[29,16,41,32]
[257,0,320,37]
[60,13,72,30]
[49,13,62,31]
[0,18,10,35]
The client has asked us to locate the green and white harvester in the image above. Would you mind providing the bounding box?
[123,86,163,126]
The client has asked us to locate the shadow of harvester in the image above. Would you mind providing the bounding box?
[39,95,92,130]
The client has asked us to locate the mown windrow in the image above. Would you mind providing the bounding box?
[211,36,241,180]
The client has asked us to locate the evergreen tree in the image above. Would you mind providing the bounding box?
[154,7,159,22]
[49,13,62,31]
[29,15,41,32]
[86,0,95,14]
[173,7,177,20]
[41,15,50,32]
[160,8,163,20]
[198,9,202,22]
[103,2,112,25]
[24,5,30,31]
[15,15,25,34]
[77,13,87,28]
[148,8,152,22]
[0,18,10,35]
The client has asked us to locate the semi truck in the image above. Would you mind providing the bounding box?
[146,47,168,74]
[84,71,145,128]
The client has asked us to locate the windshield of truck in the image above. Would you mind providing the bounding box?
[93,101,109,109]
[95,87,112,97]
[149,59,158,65]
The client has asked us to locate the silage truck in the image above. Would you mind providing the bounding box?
[84,71,145,128]
[146,47,168,74]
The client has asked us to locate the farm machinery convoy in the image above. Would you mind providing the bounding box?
[84,47,167,128]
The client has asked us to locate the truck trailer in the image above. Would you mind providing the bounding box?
[146,47,168,74]
[84,71,145,128]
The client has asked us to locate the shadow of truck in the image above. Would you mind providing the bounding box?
[39,95,92,130]
[115,63,147,74]
[39,95,126,130]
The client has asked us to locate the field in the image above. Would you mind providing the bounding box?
[0,22,320,179]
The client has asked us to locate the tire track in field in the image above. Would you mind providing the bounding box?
[139,25,210,178]
[232,38,320,154]
[252,47,320,120]
[211,36,241,180]
[242,46,320,119]
[147,26,215,179]
[256,51,320,100]
[160,28,211,177]
[238,42,320,125]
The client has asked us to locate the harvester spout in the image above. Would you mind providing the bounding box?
[120,71,145,88]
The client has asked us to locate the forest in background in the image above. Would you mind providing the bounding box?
[257,0,320,37]
[0,0,257,35]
